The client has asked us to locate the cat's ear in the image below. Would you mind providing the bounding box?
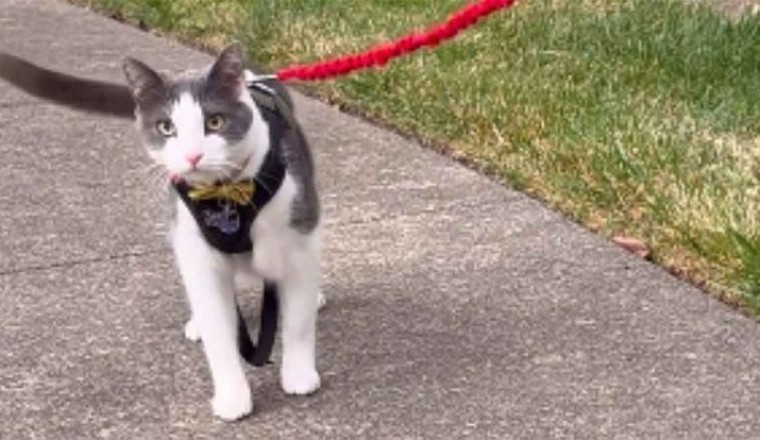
[122,58,166,105]
[207,43,246,96]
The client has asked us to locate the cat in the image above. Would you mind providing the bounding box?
[0,44,323,421]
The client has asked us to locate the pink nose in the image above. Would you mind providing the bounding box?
[186,152,203,168]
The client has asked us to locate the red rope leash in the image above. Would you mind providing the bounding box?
[275,0,517,82]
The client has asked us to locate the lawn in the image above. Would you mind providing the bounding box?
[75,0,760,309]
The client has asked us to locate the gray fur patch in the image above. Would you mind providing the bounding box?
[250,79,319,233]
[278,112,319,233]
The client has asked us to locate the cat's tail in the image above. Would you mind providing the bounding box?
[0,52,134,119]
[237,282,279,367]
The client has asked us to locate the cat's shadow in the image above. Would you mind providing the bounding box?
[239,279,524,418]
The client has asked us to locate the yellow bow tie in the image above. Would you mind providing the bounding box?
[188,181,255,206]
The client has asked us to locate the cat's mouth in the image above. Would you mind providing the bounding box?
[170,154,253,186]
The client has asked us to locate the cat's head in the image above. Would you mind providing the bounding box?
[122,44,261,185]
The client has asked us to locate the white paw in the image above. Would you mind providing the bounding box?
[211,389,253,421]
[184,319,201,342]
[281,365,321,395]
[317,291,327,310]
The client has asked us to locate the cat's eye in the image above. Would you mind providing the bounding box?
[205,114,226,132]
[156,120,176,137]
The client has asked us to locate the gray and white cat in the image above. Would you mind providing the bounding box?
[0,45,323,421]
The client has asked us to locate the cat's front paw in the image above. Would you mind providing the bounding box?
[211,389,253,421]
[281,365,321,396]
[184,319,201,342]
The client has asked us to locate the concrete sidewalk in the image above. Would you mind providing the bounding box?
[2,1,760,439]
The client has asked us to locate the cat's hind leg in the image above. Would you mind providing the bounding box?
[277,238,321,396]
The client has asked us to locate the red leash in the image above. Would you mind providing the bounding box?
[275,0,517,82]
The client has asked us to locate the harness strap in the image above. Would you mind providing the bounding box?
[237,282,279,366]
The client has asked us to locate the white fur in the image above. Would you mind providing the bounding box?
[157,81,321,421]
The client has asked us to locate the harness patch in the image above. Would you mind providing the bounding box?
[203,202,241,235]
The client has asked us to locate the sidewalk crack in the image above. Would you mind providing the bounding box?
[0,248,167,277]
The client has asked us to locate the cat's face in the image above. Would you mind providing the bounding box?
[123,45,256,185]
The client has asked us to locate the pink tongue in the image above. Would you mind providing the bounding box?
[170,174,184,184]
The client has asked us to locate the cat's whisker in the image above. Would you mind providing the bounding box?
[145,183,167,206]
[140,170,160,191]
[134,165,159,182]
[141,165,171,207]
[143,165,164,178]
[139,163,169,186]
[216,158,243,167]
[214,159,247,177]
[147,169,167,187]
[212,156,252,171]
[146,171,169,192]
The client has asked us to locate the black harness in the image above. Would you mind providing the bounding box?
[172,80,291,366]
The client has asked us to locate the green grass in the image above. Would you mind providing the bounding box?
[76,0,760,308]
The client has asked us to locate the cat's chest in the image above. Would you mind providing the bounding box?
[174,173,298,280]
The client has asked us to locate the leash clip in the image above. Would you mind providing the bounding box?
[245,71,277,93]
